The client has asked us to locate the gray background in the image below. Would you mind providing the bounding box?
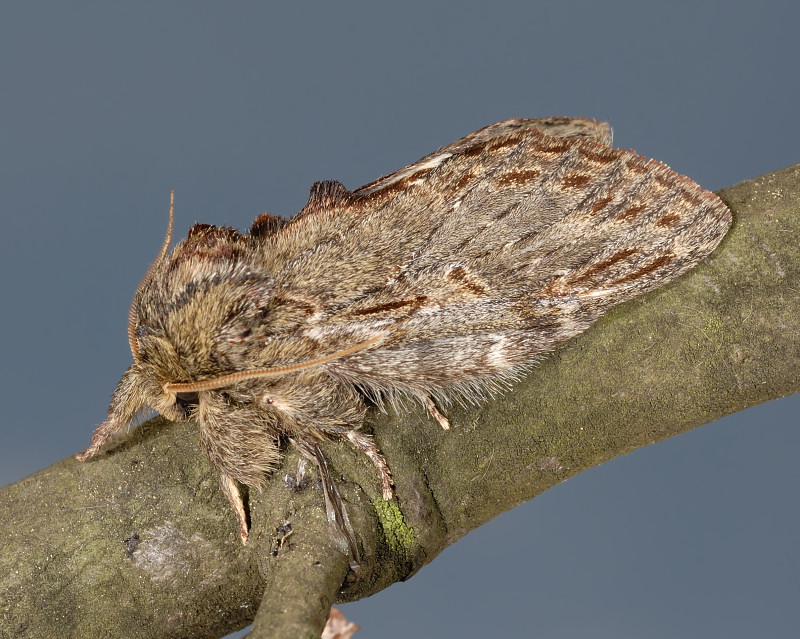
[2,2,798,638]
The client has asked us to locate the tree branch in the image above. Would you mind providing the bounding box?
[2,164,799,638]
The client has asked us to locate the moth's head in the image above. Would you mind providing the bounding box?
[128,325,203,422]
[111,195,260,421]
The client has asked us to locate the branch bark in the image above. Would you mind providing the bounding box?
[2,164,799,638]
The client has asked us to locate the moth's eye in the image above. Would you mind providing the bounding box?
[175,391,200,419]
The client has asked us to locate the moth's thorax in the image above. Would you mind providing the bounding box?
[133,231,280,381]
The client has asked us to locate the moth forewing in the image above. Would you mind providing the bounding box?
[77,117,732,550]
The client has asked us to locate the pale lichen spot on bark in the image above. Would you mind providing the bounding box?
[131,521,225,586]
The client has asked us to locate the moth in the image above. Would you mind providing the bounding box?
[77,117,732,548]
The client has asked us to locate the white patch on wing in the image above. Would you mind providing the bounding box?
[381,152,453,188]
[414,152,453,171]
[486,335,509,368]
[557,299,580,313]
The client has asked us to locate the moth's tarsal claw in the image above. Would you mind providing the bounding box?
[220,473,250,545]
[345,431,394,500]
[75,448,96,463]
[76,423,114,462]
[424,395,450,430]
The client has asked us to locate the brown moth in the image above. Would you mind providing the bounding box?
[77,117,732,547]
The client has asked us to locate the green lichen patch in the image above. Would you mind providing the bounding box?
[373,498,415,556]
